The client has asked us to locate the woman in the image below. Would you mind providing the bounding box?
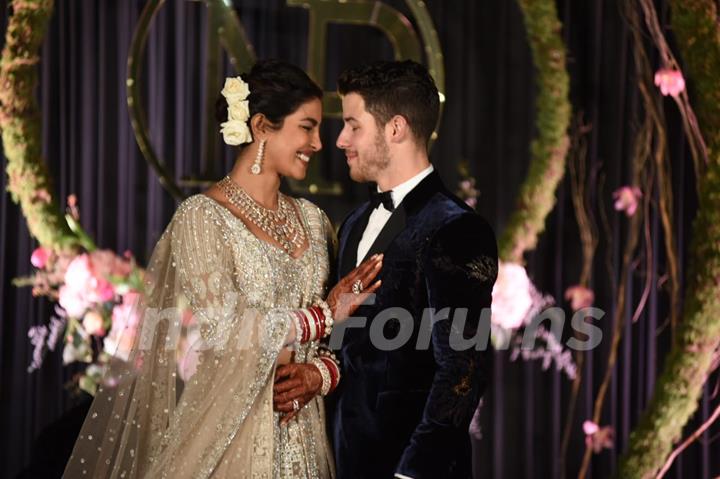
[64,60,381,478]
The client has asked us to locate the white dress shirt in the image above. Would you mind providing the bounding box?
[355,165,434,265]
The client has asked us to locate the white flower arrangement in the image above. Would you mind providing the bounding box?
[220,76,253,145]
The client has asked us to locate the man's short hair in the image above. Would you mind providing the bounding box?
[338,60,440,148]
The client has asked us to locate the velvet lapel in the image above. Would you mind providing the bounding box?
[339,203,373,277]
[358,206,406,265]
[357,170,446,264]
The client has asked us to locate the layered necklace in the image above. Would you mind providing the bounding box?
[218,176,307,255]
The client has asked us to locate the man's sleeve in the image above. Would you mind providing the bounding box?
[395,213,498,478]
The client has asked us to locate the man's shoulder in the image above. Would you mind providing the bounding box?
[418,189,486,229]
[421,192,496,252]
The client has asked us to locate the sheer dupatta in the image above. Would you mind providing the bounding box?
[64,198,305,478]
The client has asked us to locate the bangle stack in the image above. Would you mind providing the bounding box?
[312,347,340,395]
[314,299,334,338]
[292,300,335,344]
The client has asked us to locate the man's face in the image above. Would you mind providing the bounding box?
[336,93,389,183]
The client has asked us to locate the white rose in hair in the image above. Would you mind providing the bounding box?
[221,77,250,103]
[228,100,250,121]
[221,120,253,145]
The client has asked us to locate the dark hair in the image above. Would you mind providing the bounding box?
[337,60,439,147]
[216,59,322,130]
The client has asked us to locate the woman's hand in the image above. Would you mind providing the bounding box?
[327,254,383,322]
[273,363,323,425]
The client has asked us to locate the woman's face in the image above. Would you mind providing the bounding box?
[264,98,323,181]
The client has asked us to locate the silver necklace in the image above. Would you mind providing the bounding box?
[218,176,307,254]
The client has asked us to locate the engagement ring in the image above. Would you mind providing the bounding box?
[352,279,364,295]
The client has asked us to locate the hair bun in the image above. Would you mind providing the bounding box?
[215,60,322,137]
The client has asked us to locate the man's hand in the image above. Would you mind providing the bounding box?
[273,363,323,425]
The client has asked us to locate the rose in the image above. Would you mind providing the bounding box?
[60,251,129,314]
[64,254,93,287]
[59,253,115,316]
[58,284,90,318]
[91,278,115,303]
[221,120,253,146]
[31,247,51,269]
[228,100,250,121]
[82,310,106,336]
[221,77,250,103]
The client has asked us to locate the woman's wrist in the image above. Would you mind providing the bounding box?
[315,347,340,394]
[291,300,334,344]
[310,358,332,396]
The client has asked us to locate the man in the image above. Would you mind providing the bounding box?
[331,60,498,478]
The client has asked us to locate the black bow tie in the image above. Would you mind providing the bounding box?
[369,189,395,212]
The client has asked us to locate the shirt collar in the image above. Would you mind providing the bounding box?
[378,165,435,207]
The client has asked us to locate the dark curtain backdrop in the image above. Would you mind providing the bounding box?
[1,0,718,477]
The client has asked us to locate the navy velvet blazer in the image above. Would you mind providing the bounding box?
[330,171,498,479]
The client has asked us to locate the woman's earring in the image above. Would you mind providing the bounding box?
[251,139,266,175]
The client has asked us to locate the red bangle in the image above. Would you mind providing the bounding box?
[309,306,325,338]
[294,310,309,343]
[307,306,319,339]
[304,311,312,342]
[320,357,339,392]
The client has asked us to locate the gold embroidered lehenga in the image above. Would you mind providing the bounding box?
[64,194,336,478]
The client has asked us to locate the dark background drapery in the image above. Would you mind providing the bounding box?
[1,0,718,477]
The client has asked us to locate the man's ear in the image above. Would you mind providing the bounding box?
[387,115,410,143]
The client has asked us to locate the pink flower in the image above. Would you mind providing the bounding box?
[654,69,685,97]
[60,251,131,316]
[457,178,479,209]
[58,284,91,318]
[491,262,551,330]
[61,254,105,314]
[564,285,595,311]
[105,291,141,360]
[583,420,614,453]
[90,249,132,279]
[30,247,51,269]
[613,186,642,217]
[583,420,599,435]
[95,279,115,302]
[111,291,141,329]
[82,310,106,336]
[64,254,93,287]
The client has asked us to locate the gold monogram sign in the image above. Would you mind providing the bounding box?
[127,0,445,200]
